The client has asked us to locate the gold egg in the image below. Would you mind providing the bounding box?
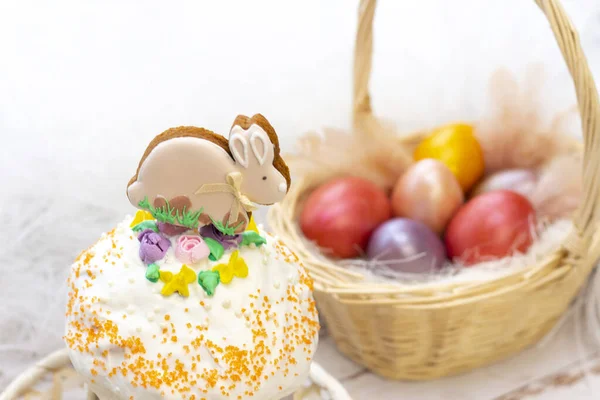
[414,123,485,191]
[391,159,464,234]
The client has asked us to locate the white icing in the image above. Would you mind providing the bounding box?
[249,128,271,166]
[229,132,250,168]
[65,217,319,400]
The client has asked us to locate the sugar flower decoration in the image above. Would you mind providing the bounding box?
[145,263,161,283]
[241,231,267,247]
[130,210,154,228]
[246,215,259,233]
[200,224,242,250]
[138,229,171,264]
[212,250,248,284]
[204,237,224,261]
[132,220,159,233]
[175,235,210,264]
[160,264,196,297]
[198,270,220,296]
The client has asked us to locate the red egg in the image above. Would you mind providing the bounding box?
[445,190,536,266]
[300,177,391,258]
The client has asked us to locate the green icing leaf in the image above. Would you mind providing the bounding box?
[177,206,204,229]
[197,270,220,296]
[137,196,203,230]
[241,231,267,247]
[132,220,159,233]
[210,216,243,236]
[145,263,161,283]
[204,237,224,261]
[138,197,152,210]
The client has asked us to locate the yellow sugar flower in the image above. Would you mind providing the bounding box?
[212,250,248,284]
[130,210,155,227]
[160,264,196,297]
[246,216,259,233]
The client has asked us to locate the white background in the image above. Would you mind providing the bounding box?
[1,0,600,397]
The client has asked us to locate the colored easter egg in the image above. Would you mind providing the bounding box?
[471,168,537,198]
[300,176,392,258]
[391,159,463,234]
[366,218,447,274]
[414,123,485,191]
[445,190,536,266]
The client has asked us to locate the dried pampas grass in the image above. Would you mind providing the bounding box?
[475,67,580,173]
[531,154,583,221]
[289,122,413,190]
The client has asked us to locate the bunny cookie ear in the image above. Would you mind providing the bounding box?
[229,128,249,168]
[249,128,273,166]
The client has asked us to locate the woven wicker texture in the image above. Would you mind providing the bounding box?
[268,0,600,380]
[0,350,349,400]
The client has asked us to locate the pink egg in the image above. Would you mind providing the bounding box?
[391,159,464,234]
[445,190,536,266]
[300,177,391,258]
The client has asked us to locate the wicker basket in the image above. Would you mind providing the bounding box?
[0,349,351,400]
[268,0,600,380]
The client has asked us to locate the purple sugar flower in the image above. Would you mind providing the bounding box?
[199,224,242,250]
[138,229,171,264]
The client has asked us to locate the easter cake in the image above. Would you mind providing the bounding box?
[64,114,319,400]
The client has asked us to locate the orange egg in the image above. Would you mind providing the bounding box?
[414,123,485,191]
[391,159,463,234]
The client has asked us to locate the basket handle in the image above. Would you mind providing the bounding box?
[353,0,600,252]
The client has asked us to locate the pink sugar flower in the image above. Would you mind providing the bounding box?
[175,235,210,264]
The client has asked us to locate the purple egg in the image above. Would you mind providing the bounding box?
[366,218,447,274]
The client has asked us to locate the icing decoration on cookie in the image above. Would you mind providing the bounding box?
[157,222,188,236]
[145,263,161,283]
[130,210,155,228]
[197,270,220,296]
[175,235,210,264]
[132,220,158,233]
[229,133,250,168]
[126,114,291,234]
[246,215,259,233]
[159,265,196,297]
[204,237,224,261]
[138,197,204,230]
[138,229,171,264]
[241,231,267,247]
[250,130,270,166]
[212,250,248,284]
[208,209,246,236]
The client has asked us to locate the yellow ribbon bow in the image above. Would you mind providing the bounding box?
[212,250,248,284]
[195,171,258,225]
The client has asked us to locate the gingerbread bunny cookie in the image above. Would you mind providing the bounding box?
[127,114,291,233]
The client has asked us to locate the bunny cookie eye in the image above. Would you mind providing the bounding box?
[262,176,267,181]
